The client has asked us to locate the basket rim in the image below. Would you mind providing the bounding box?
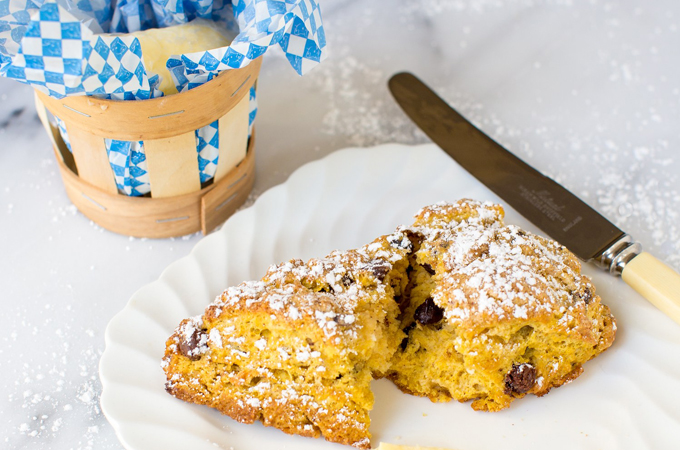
[34,56,262,140]
[53,132,257,238]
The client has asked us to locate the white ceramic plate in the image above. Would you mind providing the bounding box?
[100,144,680,450]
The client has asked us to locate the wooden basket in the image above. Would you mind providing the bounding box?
[33,57,262,238]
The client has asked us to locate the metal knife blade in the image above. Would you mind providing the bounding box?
[388,72,622,262]
[389,71,680,326]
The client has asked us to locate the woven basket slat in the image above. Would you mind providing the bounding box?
[34,92,62,161]
[215,94,250,181]
[65,122,119,194]
[144,131,202,198]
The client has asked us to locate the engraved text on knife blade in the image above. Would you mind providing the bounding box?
[517,184,583,231]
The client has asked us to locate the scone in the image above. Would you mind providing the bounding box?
[387,200,616,411]
[163,198,617,448]
[162,231,413,449]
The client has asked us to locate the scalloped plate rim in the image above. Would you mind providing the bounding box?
[99,143,680,450]
[99,143,424,440]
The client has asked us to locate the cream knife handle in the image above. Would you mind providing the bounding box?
[622,252,680,325]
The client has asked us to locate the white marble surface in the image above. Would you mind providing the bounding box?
[1,0,679,449]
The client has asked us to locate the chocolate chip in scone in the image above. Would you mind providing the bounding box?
[368,261,391,281]
[414,297,444,325]
[389,234,413,252]
[340,274,354,287]
[321,284,335,294]
[402,322,416,334]
[581,287,592,304]
[504,363,536,395]
[179,327,207,361]
[404,230,424,246]
[400,322,416,351]
[422,263,435,275]
[333,314,354,326]
[572,287,592,305]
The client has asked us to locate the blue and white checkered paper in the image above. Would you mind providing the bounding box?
[1,0,325,195]
[106,86,257,196]
[1,0,326,97]
[167,0,326,92]
[55,86,257,196]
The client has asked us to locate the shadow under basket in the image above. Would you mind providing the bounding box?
[34,57,262,238]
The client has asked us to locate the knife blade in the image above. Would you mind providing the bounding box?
[389,71,680,326]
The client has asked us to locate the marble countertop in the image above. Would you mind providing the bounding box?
[1,1,679,449]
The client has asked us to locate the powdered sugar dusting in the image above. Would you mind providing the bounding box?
[205,231,412,339]
[412,200,592,329]
[3,302,109,449]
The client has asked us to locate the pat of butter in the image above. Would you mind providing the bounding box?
[377,443,455,450]
[128,19,231,95]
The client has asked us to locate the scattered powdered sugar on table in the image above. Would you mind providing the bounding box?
[309,0,680,272]
[307,38,490,149]
[312,45,680,271]
[594,144,680,269]
[2,302,110,450]
[309,50,418,147]
[2,1,680,449]
[400,0,577,16]
[464,113,680,272]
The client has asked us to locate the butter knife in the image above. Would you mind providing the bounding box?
[389,72,680,326]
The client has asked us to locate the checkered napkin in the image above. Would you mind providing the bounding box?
[0,0,326,196]
[1,0,327,97]
[167,0,327,92]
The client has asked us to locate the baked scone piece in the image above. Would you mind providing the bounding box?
[162,231,413,449]
[387,199,616,411]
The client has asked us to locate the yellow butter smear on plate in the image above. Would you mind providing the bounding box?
[377,443,456,450]
[121,19,231,95]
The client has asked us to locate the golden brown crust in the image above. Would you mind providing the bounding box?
[388,199,616,412]
[162,198,617,447]
[162,231,411,449]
